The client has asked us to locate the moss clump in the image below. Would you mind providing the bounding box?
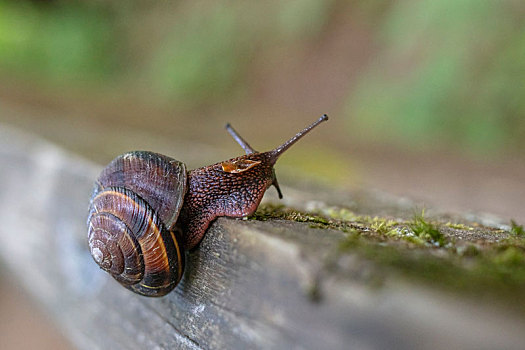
[510,220,525,236]
[320,207,361,222]
[446,222,474,231]
[370,218,399,235]
[386,227,427,245]
[251,205,450,247]
[408,211,446,247]
[248,204,333,229]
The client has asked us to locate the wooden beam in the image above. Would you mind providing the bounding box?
[1,124,525,349]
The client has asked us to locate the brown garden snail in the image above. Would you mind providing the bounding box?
[87,115,328,296]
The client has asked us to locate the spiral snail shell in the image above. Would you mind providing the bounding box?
[88,152,186,296]
[88,115,328,297]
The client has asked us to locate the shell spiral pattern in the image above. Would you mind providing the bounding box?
[87,151,187,297]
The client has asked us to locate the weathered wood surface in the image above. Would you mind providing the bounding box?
[1,124,525,350]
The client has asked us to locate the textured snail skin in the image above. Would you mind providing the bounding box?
[178,152,276,250]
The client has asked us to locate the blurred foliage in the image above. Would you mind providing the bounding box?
[1,0,524,156]
[0,1,118,85]
[0,0,332,106]
[277,145,358,187]
[348,0,525,156]
[146,5,243,105]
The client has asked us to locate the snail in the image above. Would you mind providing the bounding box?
[87,115,328,296]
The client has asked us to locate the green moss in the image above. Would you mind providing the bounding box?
[386,228,427,245]
[456,244,480,257]
[492,246,525,266]
[446,222,474,230]
[337,234,525,311]
[408,211,446,247]
[251,205,447,247]
[319,206,361,222]
[249,204,366,235]
[370,217,399,235]
[511,220,525,236]
[251,204,525,311]
[249,204,330,226]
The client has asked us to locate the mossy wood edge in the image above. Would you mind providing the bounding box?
[0,124,524,350]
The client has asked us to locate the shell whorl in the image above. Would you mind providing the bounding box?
[87,151,187,297]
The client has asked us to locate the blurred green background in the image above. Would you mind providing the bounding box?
[1,0,524,157]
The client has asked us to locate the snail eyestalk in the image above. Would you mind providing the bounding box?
[270,114,328,163]
[226,123,256,155]
[271,169,283,199]
[268,114,328,198]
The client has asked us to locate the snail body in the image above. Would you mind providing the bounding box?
[88,115,328,296]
